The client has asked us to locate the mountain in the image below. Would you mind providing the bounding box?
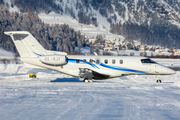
[2,0,180,51]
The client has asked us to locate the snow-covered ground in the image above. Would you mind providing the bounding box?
[0,48,15,58]
[0,59,180,120]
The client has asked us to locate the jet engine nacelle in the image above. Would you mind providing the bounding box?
[39,55,67,66]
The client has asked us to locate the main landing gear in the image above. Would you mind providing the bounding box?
[83,78,93,82]
[79,68,93,82]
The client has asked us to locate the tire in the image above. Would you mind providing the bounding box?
[156,80,161,83]
[83,78,88,82]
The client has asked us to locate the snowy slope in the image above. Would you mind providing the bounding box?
[4,0,123,40]
[3,0,19,12]
[39,12,124,41]
[0,60,180,120]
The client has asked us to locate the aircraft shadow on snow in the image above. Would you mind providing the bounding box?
[51,78,82,82]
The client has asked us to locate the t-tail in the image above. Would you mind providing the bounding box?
[4,31,67,57]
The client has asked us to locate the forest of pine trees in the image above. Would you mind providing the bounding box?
[0,4,86,54]
[110,22,180,49]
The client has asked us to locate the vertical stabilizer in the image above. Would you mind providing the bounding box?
[4,31,47,57]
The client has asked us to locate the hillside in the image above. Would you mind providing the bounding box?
[1,0,180,53]
[10,0,180,49]
[0,3,87,53]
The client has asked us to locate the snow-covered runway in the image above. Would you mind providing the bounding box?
[0,62,180,120]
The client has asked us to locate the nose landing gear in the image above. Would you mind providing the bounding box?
[156,79,161,83]
[156,74,161,83]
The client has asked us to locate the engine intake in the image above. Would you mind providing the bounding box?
[39,55,67,66]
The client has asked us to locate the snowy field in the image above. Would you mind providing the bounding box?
[0,59,180,120]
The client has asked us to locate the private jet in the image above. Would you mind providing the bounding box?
[5,31,175,82]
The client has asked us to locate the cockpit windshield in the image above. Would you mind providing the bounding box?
[141,59,156,64]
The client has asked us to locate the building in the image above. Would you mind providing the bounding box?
[89,39,96,43]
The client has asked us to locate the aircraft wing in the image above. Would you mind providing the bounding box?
[79,68,110,80]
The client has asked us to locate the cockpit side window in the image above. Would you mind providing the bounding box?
[141,59,156,63]
[149,59,156,63]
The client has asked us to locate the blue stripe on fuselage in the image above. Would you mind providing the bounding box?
[67,59,99,69]
[100,63,150,74]
[68,58,150,74]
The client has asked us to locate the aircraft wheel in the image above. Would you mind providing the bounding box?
[83,78,88,82]
[88,80,93,82]
[156,80,161,83]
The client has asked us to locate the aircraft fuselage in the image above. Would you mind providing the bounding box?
[21,55,175,80]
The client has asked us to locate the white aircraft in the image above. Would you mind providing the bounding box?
[5,31,175,82]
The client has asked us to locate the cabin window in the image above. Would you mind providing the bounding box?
[89,59,93,63]
[120,60,123,64]
[76,59,80,63]
[96,59,100,64]
[112,59,115,64]
[83,59,86,63]
[105,59,108,64]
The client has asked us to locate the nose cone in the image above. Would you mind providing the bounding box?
[156,65,176,75]
[167,68,176,75]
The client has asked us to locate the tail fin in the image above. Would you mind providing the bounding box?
[4,31,48,57]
